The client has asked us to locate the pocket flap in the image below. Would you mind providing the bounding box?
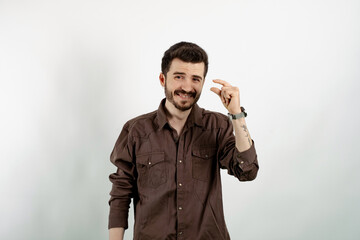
[192,147,217,159]
[136,152,165,166]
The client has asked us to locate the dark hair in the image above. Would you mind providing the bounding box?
[161,41,209,78]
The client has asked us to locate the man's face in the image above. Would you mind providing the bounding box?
[160,58,205,111]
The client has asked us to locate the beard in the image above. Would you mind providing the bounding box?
[164,81,201,111]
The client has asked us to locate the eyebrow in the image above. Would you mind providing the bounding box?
[173,72,203,80]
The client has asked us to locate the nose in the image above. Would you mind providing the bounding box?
[181,77,193,92]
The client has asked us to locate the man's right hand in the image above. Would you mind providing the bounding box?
[109,227,125,240]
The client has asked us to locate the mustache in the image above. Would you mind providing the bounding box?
[174,89,196,97]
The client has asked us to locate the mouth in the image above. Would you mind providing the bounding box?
[175,90,196,100]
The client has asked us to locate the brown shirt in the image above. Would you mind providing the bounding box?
[108,99,259,240]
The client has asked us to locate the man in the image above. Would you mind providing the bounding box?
[108,42,259,240]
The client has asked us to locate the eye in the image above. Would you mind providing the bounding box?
[193,78,201,82]
[175,75,182,80]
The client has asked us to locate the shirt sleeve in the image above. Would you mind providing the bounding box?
[218,118,259,181]
[108,122,136,229]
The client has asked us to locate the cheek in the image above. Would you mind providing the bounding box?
[170,82,182,90]
[195,84,203,93]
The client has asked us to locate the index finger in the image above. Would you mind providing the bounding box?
[212,79,232,87]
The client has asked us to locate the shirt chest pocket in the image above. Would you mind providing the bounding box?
[192,147,217,181]
[136,152,167,188]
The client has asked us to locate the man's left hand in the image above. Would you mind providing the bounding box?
[210,79,241,114]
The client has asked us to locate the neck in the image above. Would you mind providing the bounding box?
[164,100,192,135]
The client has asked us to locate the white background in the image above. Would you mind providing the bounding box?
[1,0,359,239]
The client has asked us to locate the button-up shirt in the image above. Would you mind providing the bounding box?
[108,99,259,240]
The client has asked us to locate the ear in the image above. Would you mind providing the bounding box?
[159,73,166,87]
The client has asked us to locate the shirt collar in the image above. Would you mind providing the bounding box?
[156,99,168,129]
[156,98,204,130]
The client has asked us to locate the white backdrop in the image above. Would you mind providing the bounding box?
[1,0,359,239]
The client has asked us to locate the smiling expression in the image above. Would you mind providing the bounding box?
[160,58,205,111]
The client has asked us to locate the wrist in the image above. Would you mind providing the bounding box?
[228,108,241,115]
[228,106,247,119]
[228,106,245,115]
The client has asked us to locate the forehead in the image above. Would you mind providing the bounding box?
[168,58,205,77]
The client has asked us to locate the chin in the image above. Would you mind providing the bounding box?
[175,105,192,111]
[174,100,194,111]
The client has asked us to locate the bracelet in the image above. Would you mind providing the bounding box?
[228,106,247,120]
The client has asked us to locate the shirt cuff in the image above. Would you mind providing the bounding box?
[108,201,129,229]
[235,140,257,172]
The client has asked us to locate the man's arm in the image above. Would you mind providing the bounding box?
[210,79,252,152]
[108,122,136,235]
[232,116,252,152]
[109,227,125,240]
[211,79,258,181]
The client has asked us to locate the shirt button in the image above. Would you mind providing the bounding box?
[178,206,182,210]
[179,160,182,163]
[148,162,152,165]
[179,183,182,187]
[179,232,183,235]
[240,161,244,164]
